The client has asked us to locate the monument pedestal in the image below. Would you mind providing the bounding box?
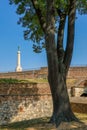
[16,66,22,72]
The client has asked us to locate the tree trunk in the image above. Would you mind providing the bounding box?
[46,0,78,127]
[49,72,78,127]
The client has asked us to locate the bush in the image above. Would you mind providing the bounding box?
[0,78,20,83]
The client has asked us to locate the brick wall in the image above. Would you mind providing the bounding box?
[0,66,87,80]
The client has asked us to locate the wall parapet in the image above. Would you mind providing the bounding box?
[1,66,87,79]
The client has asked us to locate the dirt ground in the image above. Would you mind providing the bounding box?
[25,122,87,130]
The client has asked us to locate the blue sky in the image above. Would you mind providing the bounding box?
[0,0,87,72]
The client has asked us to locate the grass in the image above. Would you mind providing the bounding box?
[0,78,79,85]
[0,117,53,130]
[0,113,87,130]
[0,78,31,84]
[0,78,21,83]
[0,78,48,84]
[75,113,87,123]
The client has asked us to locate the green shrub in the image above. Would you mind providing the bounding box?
[0,78,20,83]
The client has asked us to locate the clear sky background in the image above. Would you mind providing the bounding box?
[0,0,87,72]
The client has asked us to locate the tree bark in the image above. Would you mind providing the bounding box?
[46,0,78,127]
[64,0,76,74]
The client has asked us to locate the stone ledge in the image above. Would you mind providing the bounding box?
[70,97,87,104]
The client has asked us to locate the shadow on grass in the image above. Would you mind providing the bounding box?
[0,116,87,130]
[0,117,56,130]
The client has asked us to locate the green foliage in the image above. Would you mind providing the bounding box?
[0,78,20,83]
[55,0,69,11]
[9,0,87,53]
[0,78,46,84]
[0,78,33,83]
[77,0,87,14]
[10,0,45,53]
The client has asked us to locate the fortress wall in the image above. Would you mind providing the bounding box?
[0,71,37,79]
[0,67,48,80]
[0,83,87,125]
[0,67,87,80]
[0,83,52,125]
[68,67,87,78]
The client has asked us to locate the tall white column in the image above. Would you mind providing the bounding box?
[16,46,22,72]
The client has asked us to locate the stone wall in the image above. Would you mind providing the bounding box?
[70,97,87,113]
[68,67,87,78]
[0,83,52,125]
[0,83,87,125]
[70,80,87,97]
[1,66,87,80]
[70,87,87,97]
[0,67,48,80]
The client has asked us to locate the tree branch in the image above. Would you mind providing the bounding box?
[31,0,46,33]
[63,0,76,74]
[57,13,66,62]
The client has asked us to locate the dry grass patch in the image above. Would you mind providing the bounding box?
[75,113,87,124]
[25,78,48,83]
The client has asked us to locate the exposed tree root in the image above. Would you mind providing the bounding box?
[49,112,80,127]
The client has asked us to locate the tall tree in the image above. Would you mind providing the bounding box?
[9,0,87,127]
[46,0,78,126]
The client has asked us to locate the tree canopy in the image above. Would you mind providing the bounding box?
[9,0,87,52]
